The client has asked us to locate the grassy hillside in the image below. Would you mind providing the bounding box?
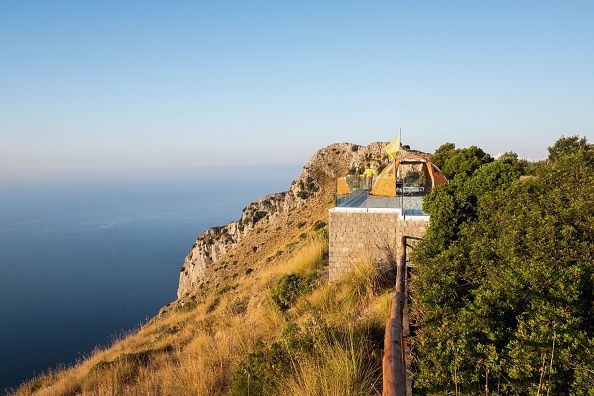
[14,138,592,395]
[11,231,393,396]
[10,143,394,396]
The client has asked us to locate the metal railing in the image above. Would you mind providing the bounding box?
[382,235,408,396]
[335,177,428,216]
[383,235,422,395]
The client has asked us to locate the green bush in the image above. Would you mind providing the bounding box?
[231,323,319,396]
[231,342,291,396]
[281,322,315,355]
[296,190,308,199]
[313,220,326,231]
[271,273,309,311]
[411,136,594,394]
[178,295,197,311]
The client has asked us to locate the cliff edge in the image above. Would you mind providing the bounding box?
[177,141,390,298]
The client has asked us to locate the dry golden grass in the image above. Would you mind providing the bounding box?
[11,216,392,396]
[281,327,382,396]
[337,256,393,308]
[7,144,403,395]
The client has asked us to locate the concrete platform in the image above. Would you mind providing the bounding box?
[337,190,426,215]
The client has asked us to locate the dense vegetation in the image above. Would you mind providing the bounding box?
[411,136,594,395]
[430,143,493,180]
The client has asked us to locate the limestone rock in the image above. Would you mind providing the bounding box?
[177,141,390,298]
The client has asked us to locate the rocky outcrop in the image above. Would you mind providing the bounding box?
[177,192,289,297]
[177,141,390,298]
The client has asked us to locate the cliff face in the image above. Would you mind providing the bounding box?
[177,192,290,297]
[177,141,389,298]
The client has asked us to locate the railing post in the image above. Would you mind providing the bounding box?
[383,236,408,396]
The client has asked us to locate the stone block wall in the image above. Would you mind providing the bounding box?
[328,208,429,283]
[395,218,430,262]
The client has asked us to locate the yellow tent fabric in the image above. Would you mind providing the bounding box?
[385,134,401,158]
[370,162,397,196]
[426,162,449,189]
[336,177,351,195]
[423,163,433,192]
[370,154,449,197]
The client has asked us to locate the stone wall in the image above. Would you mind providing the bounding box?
[395,217,430,262]
[328,208,429,283]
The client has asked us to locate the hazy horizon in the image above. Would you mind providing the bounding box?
[0,167,297,392]
[2,1,592,172]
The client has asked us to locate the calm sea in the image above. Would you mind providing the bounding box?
[0,166,299,392]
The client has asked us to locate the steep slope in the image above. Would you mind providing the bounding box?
[11,141,394,396]
[178,141,389,298]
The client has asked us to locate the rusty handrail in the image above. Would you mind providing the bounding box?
[382,235,408,396]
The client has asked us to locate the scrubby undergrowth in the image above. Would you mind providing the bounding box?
[11,237,393,396]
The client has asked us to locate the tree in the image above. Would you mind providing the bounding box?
[411,138,594,395]
[420,160,518,254]
[431,142,457,171]
[430,143,493,180]
[547,135,592,163]
[497,151,532,175]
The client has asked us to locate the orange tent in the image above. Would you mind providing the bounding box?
[369,162,396,196]
[370,154,448,197]
[336,177,352,195]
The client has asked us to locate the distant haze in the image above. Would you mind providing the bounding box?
[0,168,297,391]
[1,1,592,171]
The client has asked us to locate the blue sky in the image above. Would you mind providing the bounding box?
[1,1,592,170]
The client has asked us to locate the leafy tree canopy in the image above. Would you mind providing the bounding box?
[421,160,518,254]
[496,151,533,175]
[412,136,594,395]
[431,142,457,171]
[547,135,593,163]
[430,143,493,180]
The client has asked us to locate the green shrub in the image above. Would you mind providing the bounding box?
[178,295,197,311]
[231,323,319,396]
[217,285,234,295]
[252,211,268,225]
[296,190,308,199]
[313,220,327,231]
[231,342,291,396]
[229,296,249,316]
[271,273,309,311]
[412,137,594,393]
[281,322,316,356]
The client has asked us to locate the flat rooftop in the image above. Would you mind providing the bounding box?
[336,190,426,216]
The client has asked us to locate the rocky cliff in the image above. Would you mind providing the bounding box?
[177,141,391,298]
